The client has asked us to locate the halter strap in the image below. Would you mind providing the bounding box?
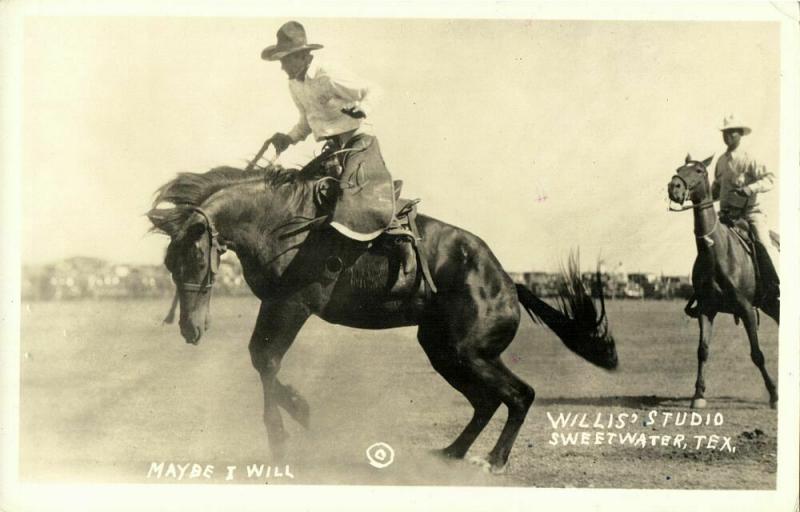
[668,172,717,212]
[162,206,223,324]
[178,206,221,291]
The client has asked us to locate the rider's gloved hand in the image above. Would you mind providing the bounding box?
[269,133,293,154]
[341,106,366,119]
[734,186,753,198]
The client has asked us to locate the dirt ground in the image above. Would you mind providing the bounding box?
[19,296,778,488]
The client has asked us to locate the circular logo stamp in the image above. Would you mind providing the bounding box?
[365,442,395,469]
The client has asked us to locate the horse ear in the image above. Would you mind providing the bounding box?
[701,154,714,168]
[685,153,692,164]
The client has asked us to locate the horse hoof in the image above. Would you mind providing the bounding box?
[468,456,507,475]
[288,395,310,429]
[691,398,707,409]
[468,456,492,472]
[489,463,507,475]
[294,404,310,429]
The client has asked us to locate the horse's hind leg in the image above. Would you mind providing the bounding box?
[418,321,534,473]
[692,312,715,409]
[418,321,501,460]
[741,307,778,408]
[482,358,535,471]
[248,300,310,460]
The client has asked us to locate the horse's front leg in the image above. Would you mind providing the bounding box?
[248,299,310,460]
[691,312,715,409]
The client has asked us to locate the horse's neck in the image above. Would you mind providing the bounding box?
[691,198,720,252]
[204,180,315,266]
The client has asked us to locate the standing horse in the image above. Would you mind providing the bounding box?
[667,155,779,409]
[148,164,617,473]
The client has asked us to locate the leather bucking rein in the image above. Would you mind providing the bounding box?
[163,206,225,324]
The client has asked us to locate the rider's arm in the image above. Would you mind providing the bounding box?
[321,63,378,117]
[743,156,774,195]
[286,87,312,144]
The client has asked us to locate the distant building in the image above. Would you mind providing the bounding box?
[655,274,693,299]
[21,256,696,302]
[628,272,659,298]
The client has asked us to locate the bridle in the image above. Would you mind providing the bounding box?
[668,164,721,245]
[162,206,225,324]
[176,207,223,292]
[668,164,716,212]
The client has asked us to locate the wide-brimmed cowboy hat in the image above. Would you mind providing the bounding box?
[719,114,752,135]
[261,21,323,61]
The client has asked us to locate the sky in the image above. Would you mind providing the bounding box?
[16,13,784,274]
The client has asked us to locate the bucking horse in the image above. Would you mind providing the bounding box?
[148,162,617,473]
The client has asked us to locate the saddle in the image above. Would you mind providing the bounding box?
[720,214,754,254]
[280,150,438,296]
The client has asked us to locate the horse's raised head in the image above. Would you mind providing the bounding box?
[668,154,714,206]
[148,206,226,345]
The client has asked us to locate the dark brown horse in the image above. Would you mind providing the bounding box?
[668,155,778,409]
[148,164,617,473]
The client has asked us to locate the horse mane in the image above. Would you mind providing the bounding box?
[147,164,308,237]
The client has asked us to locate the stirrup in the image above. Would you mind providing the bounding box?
[384,226,417,242]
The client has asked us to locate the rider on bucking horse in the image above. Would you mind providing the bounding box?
[712,114,779,299]
[256,21,415,273]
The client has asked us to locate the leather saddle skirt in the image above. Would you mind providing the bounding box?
[328,134,395,241]
[720,215,753,254]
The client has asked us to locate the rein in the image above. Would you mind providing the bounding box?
[163,206,223,324]
[668,172,721,246]
[668,199,716,212]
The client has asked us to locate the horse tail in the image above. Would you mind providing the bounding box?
[515,254,618,370]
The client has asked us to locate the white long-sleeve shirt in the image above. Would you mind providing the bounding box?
[712,148,774,212]
[286,60,377,143]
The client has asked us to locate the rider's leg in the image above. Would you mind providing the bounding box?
[747,211,779,295]
[748,212,779,268]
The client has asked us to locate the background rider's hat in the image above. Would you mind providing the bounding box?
[261,21,323,61]
[719,114,752,135]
